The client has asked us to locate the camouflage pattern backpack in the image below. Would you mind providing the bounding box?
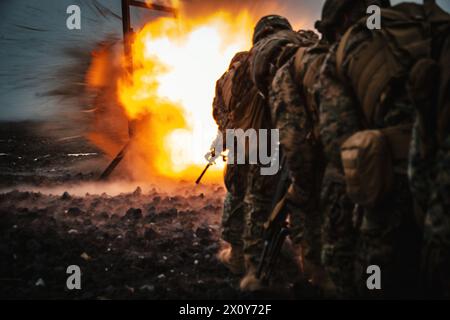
[336,1,450,130]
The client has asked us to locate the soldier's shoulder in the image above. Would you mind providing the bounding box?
[337,22,373,67]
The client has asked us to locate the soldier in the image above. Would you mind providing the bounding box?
[268,33,330,290]
[407,2,450,298]
[239,15,310,291]
[212,51,250,275]
[212,42,284,290]
[317,0,448,298]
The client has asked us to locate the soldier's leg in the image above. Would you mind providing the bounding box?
[222,191,245,247]
[355,175,422,298]
[321,170,357,298]
[219,164,247,275]
[422,136,450,298]
[288,185,325,285]
[240,164,279,290]
[270,65,327,286]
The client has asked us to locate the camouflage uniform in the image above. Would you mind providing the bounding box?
[319,45,421,299]
[316,3,446,297]
[408,16,450,297]
[268,39,328,273]
[241,16,305,280]
[212,52,250,249]
[317,46,361,298]
[213,46,281,276]
[409,124,450,298]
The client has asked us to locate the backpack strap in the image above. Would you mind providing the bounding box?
[293,47,307,84]
[336,26,354,81]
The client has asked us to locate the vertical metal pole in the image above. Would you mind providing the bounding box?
[121,0,133,73]
[99,0,134,180]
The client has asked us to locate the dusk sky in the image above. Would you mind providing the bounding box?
[0,0,449,120]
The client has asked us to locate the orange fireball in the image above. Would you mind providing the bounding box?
[116,10,255,181]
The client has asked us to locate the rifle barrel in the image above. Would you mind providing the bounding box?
[195,163,211,185]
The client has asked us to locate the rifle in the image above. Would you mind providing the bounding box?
[195,148,218,185]
[195,131,225,184]
[256,154,291,283]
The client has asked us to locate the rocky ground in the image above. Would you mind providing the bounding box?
[0,122,316,300]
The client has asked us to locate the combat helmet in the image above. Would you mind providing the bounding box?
[315,0,391,41]
[253,15,293,44]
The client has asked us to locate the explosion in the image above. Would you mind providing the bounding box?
[87,3,256,183]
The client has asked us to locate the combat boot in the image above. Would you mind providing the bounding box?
[217,245,245,275]
[239,260,266,292]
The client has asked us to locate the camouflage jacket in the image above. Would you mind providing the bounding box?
[269,41,328,206]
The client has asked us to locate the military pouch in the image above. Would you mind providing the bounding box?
[341,130,394,208]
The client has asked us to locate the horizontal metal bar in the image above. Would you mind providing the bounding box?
[129,0,178,16]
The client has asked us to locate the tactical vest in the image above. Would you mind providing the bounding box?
[336,2,450,129]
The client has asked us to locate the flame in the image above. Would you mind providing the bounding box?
[114,10,255,181]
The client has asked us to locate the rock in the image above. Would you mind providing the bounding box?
[143,227,159,240]
[61,191,71,200]
[125,230,137,239]
[67,207,82,216]
[125,285,135,294]
[140,284,155,292]
[80,252,91,261]
[124,208,143,220]
[99,212,109,219]
[145,205,156,219]
[203,204,216,211]
[105,285,115,295]
[132,186,142,197]
[195,225,211,239]
[35,278,45,287]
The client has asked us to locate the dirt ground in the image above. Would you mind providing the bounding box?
[0,122,317,300]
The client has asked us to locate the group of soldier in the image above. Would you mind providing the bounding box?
[210,0,450,299]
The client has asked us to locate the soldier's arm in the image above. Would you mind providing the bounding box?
[317,46,362,169]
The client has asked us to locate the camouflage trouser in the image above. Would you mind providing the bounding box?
[321,168,357,298]
[354,174,422,298]
[414,133,450,297]
[288,180,323,267]
[243,164,280,268]
[221,164,248,247]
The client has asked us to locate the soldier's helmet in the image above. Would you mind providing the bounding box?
[315,0,391,41]
[252,15,292,44]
